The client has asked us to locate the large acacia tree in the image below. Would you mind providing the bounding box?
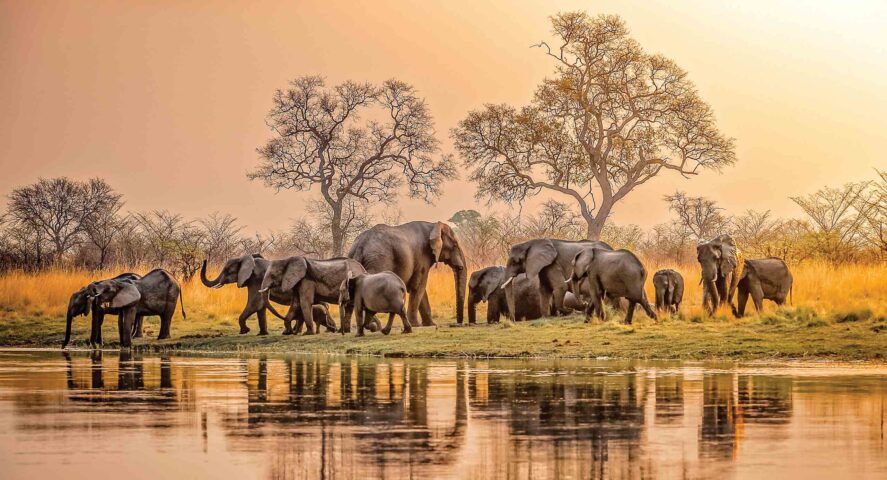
[452,12,736,239]
[250,76,455,255]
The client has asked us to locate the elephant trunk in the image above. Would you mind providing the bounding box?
[200,260,223,288]
[467,289,478,325]
[706,279,720,312]
[504,282,516,322]
[62,310,74,349]
[454,267,467,325]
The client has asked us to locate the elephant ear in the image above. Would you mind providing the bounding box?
[481,268,504,301]
[572,249,594,278]
[428,222,444,262]
[281,257,308,292]
[717,242,737,274]
[237,253,256,288]
[110,283,141,308]
[339,279,350,304]
[526,240,557,278]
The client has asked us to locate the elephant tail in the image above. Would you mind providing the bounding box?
[179,289,187,319]
[790,284,793,306]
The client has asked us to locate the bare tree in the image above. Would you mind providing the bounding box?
[601,222,645,250]
[449,210,507,267]
[453,12,735,239]
[83,191,126,269]
[132,210,205,278]
[249,76,456,255]
[6,177,121,264]
[732,209,783,257]
[858,170,886,256]
[790,182,872,261]
[664,191,732,241]
[523,200,585,239]
[199,212,244,264]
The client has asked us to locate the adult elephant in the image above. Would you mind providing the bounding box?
[86,269,185,348]
[696,234,741,314]
[201,254,298,335]
[62,272,141,349]
[500,239,612,322]
[348,221,467,326]
[735,258,793,317]
[259,256,365,335]
[570,248,656,324]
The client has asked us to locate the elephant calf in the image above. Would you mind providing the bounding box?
[339,271,410,336]
[570,248,656,325]
[734,258,793,317]
[653,269,684,313]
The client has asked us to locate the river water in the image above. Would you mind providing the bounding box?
[0,350,884,479]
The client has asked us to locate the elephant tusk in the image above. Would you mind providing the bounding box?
[211,283,223,289]
[499,276,513,289]
[564,278,572,284]
[258,287,269,293]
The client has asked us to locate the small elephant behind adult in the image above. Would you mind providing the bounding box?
[86,269,185,348]
[570,248,656,324]
[339,271,410,336]
[468,266,539,323]
[63,272,141,348]
[653,269,684,313]
[735,258,793,317]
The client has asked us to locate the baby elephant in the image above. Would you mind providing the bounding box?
[570,248,656,324]
[339,271,410,336]
[734,258,793,317]
[652,269,684,313]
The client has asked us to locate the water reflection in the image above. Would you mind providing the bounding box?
[0,352,884,479]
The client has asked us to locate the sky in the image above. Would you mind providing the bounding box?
[1,0,885,234]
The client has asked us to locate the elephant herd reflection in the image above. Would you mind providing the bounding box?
[0,352,876,479]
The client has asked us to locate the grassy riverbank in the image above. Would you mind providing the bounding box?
[1,263,884,360]
[1,307,884,360]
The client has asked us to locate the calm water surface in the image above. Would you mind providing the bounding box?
[0,350,884,479]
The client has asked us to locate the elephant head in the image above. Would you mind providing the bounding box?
[500,239,557,321]
[87,280,142,311]
[259,256,308,293]
[467,266,505,324]
[201,254,260,289]
[696,235,738,311]
[429,222,467,324]
[62,286,92,348]
[568,248,598,287]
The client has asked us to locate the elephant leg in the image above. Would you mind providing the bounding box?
[339,304,353,334]
[624,300,636,325]
[640,293,657,320]
[158,312,172,340]
[298,286,317,335]
[550,277,570,316]
[89,311,100,347]
[487,301,500,324]
[381,313,396,335]
[419,292,435,327]
[256,309,269,336]
[655,288,664,311]
[132,315,143,338]
[355,302,366,337]
[736,285,749,317]
[399,306,412,334]
[237,307,253,335]
[406,287,424,327]
[749,280,765,314]
[118,312,133,348]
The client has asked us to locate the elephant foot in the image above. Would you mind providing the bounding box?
[356,331,365,337]
[282,329,293,336]
[303,328,316,335]
[402,327,413,334]
[239,327,250,335]
[420,320,436,327]
[381,327,391,335]
[257,330,269,336]
[157,334,170,340]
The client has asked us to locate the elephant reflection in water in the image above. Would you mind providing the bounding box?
[62,351,175,394]
[226,357,470,477]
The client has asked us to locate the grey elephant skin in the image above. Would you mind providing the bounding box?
[735,258,793,317]
[469,266,585,323]
[697,234,741,314]
[501,239,612,321]
[349,221,467,326]
[570,248,656,324]
[339,271,410,336]
[653,269,684,313]
[63,272,141,348]
[259,256,365,335]
[201,254,309,335]
[86,269,185,348]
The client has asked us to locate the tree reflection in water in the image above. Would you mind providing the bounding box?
[0,352,884,480]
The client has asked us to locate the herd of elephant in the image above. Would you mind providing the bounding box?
[61,222,795,349]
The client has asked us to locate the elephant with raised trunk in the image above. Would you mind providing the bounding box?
[349,221,467,326]
[501,239,612,322]
[201,254,299,335]
[85,269,185,348]
[468,266,585,323]
[339,271,410,336]
[63,272,141,348]
[570,248,656,324]
[653,269,684,313]
[734,258,793,317]
[259,256,365,335]
[697,234,741,314]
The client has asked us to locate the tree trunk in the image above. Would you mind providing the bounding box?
[330,205,344,257]
[584,199,613,241]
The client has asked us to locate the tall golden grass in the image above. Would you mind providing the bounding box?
[0,261,884,324]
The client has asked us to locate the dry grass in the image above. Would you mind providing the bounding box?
[0,261,884,359]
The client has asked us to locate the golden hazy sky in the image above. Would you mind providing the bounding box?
[1,0,885,233]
